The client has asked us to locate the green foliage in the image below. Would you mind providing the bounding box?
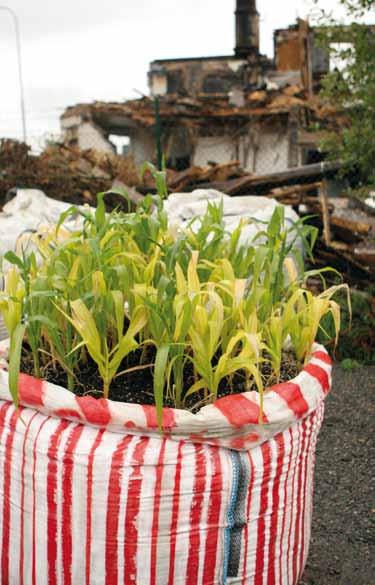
[318,287,375,364]
[0,170,348,426]
[312,0,375,185]
[341,358,362,370]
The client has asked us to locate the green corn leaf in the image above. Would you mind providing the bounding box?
[4,251,24,270]
[109,312,146,372]
[154,344,170,430]
[102,186,131,202]
[28,315,58,330]
[8,322,27,406]
[111,291,125,341]
[184,378,207,399]
[95,192,107,231]
[268,206,284,238]
[55,205,80,235]
[173,296,192,342]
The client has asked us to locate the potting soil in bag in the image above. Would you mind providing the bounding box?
[0,343,331,584]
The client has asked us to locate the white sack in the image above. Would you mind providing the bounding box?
[165,190,301,248]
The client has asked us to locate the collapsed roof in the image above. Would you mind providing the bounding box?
[61,85,337,133]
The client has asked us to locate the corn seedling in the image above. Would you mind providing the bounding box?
[0,174,348,424]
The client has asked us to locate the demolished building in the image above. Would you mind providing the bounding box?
[61,1,337,173]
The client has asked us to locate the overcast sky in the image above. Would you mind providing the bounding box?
[0,0,370,148]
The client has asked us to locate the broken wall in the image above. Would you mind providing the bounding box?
[62,116,114,154]
[149,57,249,97]
[193,136,236,167]
[62,114,155,167]
[129,128,155,167]
[193,119,290,174]
[274,20,329,93]
[77,122,114,153]
[240,125,290,174]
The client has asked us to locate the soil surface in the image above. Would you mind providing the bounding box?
[301,365,375,585]
[19,344,300,412]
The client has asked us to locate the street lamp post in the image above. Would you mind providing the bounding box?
[0,5,27,142]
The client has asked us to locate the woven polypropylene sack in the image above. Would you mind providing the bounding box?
[0,343,331,584]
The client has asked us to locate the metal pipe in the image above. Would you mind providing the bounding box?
[154,96,163,171]
[0,5,27,142]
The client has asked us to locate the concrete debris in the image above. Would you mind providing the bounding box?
[263,181,375,277]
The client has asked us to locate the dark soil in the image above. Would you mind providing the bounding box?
[301,365,375,585]
[20,344,300,411]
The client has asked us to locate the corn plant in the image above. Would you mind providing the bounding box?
[284,284,350,363]
[59,295,147,398]
[0,170,348,424]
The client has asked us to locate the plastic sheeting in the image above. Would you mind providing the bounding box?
[0,343,331,584]
[164,190,301,248]
[0,189,301,260]
[0,189,89,258]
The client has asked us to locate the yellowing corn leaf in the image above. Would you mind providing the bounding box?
[284,257,298,284]
[173,295,192,342]
[175,263,187,295]
[187,251,200,293]
[144,247,161,284]
[92,271,107,296]
[69,299,104,367]
[0,268,25,337]
[67,257,81,288]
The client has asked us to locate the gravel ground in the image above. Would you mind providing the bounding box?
[301,365,375,585]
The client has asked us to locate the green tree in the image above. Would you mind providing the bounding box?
[312,0,375,186]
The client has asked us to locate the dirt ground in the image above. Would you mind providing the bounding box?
[301,365,375,585]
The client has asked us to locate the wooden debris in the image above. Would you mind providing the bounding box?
[0,139,141,211]
[319,181,332,246]
[197,161,343,194]
[354,247,375,267]
[270,182,322,199]
[330,215,371,243]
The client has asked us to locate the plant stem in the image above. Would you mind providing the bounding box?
[67,373,74,392]
[103,380,110,399]
[32,348,40,378]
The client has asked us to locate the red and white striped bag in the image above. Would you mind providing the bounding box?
[0,342,331,585]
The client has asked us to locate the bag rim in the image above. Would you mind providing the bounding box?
[0,340,331,450]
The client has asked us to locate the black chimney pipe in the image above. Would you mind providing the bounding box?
[235,0,259,58]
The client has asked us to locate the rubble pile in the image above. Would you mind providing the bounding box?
[312,193,375,281]
[1,139,374,279]
[0,139,248,210]
[260,179,375,280]
[0,139,140,209]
